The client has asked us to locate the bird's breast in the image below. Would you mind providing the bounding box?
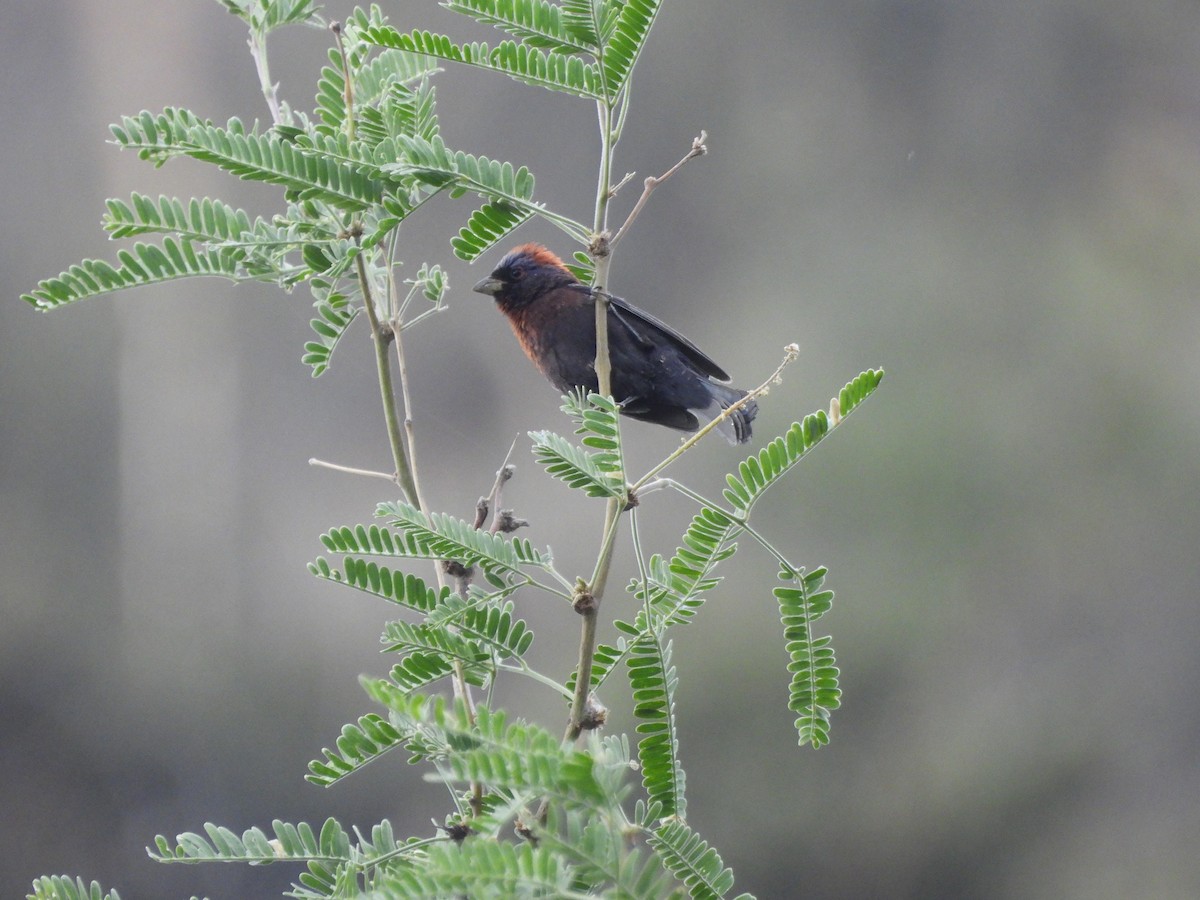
[504,298,597,392]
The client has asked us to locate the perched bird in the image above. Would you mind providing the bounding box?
[473,244,757,444]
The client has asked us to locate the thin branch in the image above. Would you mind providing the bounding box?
[392,319,429,512]
[247,28,287,126]
[565,90,627,743]
[351,231,421,505]
[308,458,397,482]
[484,437,520,535]
[607,171,636,198]
[610,131,708,247]
[655,477,802,576]
[496,661,572,700]
[632,343,800,492]
[611,80,633,143]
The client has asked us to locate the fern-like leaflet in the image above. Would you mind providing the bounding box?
[646,819,748,900]
[627,633,686,819]
[777,565,839,748]
[723,369,884,513]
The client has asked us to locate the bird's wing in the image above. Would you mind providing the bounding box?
[589,289,731,382]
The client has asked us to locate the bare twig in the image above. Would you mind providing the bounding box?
[610,131,708,247]
[485,438,519,534]
[631,343,801,493]
[607,171,636,198]
[308,458,398,483]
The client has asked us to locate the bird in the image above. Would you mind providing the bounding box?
[473,243,757,444]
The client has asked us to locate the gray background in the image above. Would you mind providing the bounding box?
[4,1,1199,897]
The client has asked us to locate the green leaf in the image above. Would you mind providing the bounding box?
[360,26,605,99]
[776,566,839,748]
[101,194,329,289]
[379,133,589,245]
[149,819,350,865]
[452,201,535,261]
[382,620,491,690]
[111,108,385,210]
[354,78,442,151]
[103,193,252,241]
[302,290,359,376]
[309,555,452,613]
[217,0,321,32]
[435,707,607,808]
[529,428,626,499]
[387,134,534,203]
[319,520,457,566]
[306,714,407,787]
[27,876,121,900]
[454,598,536,661]
[646,820,743,900]
[722,369,884,512]
[444,0,597,53]
[21,239,246,311]
[381,839,575,897]
[375,500,552,584]
[565,248,596,284]
[390,650,468,695]
[356,683,459,764]
[626,506,740,631]
[560,391,624,459]
[574,636,629,693]
[317,47,441,137]
[602,0,662,96]
[627,635,686,819]
[534,804,675,898]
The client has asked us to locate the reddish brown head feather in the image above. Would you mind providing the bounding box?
[508,242,572,274]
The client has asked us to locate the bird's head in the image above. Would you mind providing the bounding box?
[473,244,578,310]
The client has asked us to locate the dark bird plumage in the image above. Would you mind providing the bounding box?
[473,244,757,444]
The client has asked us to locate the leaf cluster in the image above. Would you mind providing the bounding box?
[20,1,598,379]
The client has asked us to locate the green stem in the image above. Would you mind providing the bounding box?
[657,477,802,576]
[567,93,624,741]
[353,234,420,507]
[248,26,286,126]
[497,661,573,700]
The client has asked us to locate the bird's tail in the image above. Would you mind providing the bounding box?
[705,383,758,445]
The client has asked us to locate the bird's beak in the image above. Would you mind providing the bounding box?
[473,276,502,296]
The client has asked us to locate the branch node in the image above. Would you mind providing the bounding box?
[437,818,473,844]
[514,818,539,847]
[495,510,529,533]
[588,232,611,260]
[442,559,472,581]
[473,497,489,530]
[577,693,608,731]
[572,582,597,615]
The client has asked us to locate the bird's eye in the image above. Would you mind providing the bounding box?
[510,268,524,281]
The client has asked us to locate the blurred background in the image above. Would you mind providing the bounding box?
[4,1,1199,897]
